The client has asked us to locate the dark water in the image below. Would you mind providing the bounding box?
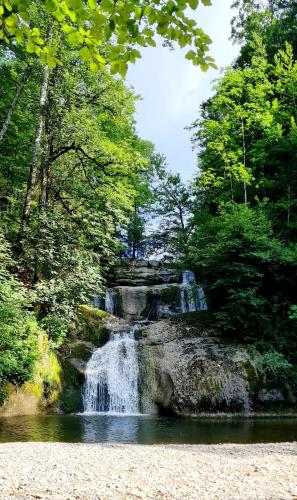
[0,414,297,444]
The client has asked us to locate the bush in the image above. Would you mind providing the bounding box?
[0,232,40,402]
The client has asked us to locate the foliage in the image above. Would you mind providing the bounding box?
[0,233,39,401]
[0,22,156,399]
[149,154,194,258]
[188,204,297,353]
[0,0,215,74]
[252,348,297,397]
[186,0,297,389]
[231,0,297,66]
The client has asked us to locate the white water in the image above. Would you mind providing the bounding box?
[105,289,115,315]
[83,329,139,414]
[92,294,101,308]
[180,271,208,313]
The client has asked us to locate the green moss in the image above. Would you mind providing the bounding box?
[243,361,262,394]
[23,381,43,398]
[59,359,82,413]
[78,304,111,320]
[87,327,109,346]
[77,304,110,346]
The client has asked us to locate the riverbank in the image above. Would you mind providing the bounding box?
[0,442,296,499]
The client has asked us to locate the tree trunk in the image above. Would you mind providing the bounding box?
[17,63,51,242]
[40,161,50,210]
[241,115,248,205]
[287,184,291,227]
[39,113,52,211]
[0,66,31,144]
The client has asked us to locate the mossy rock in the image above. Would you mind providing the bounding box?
[76,305,110,346]
[0,333,63,416]
[58,358,83,413]
[243,360,262,395]
[78,304,111,320]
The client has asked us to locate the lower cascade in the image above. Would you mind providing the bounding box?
[83,329,139,414]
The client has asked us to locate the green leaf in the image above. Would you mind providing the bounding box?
[4,0,12,12]
[89,61,98,71]
[67,31,82,44]
[62,24,75,33]
[88,0,97,9]
[79,46,91,61]
[45,0,57,13]
[185,49,195,60]
[188,0,199,9]
[68,0,82,10]
[100,0,113,12]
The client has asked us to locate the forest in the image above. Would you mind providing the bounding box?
[0,0,297,405]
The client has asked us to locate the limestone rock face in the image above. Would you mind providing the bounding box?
[109,259,179,287]
[112,284,181,321]
[138,315,256,415]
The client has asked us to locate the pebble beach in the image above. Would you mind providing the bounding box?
[0,442,296,499]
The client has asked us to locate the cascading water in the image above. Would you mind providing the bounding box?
[92,294,101,309]
[83,328,139,414]
[105,289,115,315]
[180,270,208,313]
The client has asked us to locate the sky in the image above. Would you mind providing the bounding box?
[127,0,240,181]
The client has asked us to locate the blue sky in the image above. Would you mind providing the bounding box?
[127,0,240,181]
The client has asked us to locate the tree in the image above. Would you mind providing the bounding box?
[188,204,297,358]
[0,36,154,342]
[231,0,297,66]
[188,1,297,377]
[191,37,274,207]
[150,154,194,258]
[0,0,216,74]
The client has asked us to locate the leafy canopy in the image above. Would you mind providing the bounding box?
[0,0,215,74]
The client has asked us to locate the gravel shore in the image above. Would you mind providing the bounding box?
[0,442,296,499]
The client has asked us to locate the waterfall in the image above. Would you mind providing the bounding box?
[105,289,115,315]
[180,270,208,313]
[92,294,101,308]
[83,328,139,414]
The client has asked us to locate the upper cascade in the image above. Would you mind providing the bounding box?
[101,262,207,320]
[180,270,208,313]
[108,259,179,287]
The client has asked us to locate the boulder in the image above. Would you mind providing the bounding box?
[138,315,259,415]
[110,284,182,321]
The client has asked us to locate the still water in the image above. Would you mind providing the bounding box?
[0,415,297,444]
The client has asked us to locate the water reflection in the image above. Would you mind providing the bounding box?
[83,415,139,443]
[0,415,297,444]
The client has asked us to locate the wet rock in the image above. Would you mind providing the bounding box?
[111,284,181,321]
[138,315,255,415]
